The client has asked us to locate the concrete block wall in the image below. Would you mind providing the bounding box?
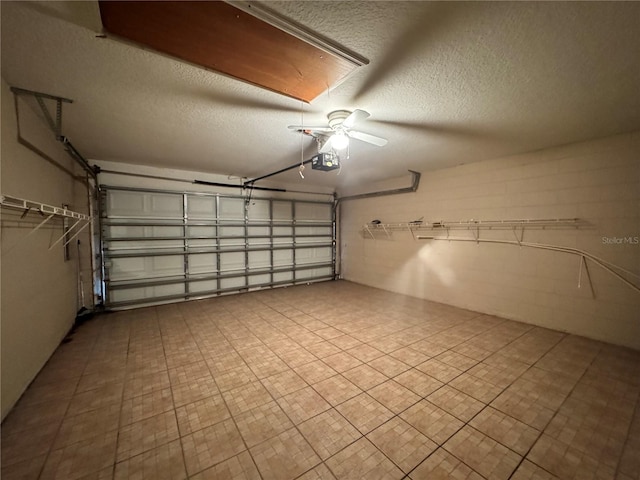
[339,131,640,349]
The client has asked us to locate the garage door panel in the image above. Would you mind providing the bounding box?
[103,188,333,308]
[189,253,217,274]
[295,203,331,221]
[187,196,216,218]
[248,200,270,220]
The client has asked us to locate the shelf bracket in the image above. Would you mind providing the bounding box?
[578,255,596,299]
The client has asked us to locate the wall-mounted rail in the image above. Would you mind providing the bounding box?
[1,195,92,250]
[363,218,585,242]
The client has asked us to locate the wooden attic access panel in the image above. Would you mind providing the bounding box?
[99,1,362,103]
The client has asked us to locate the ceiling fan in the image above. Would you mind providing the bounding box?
[288,109,388,154]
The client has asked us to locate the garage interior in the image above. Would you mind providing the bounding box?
[1,2,639,479]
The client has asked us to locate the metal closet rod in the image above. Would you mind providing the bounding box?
[417,235,640,294]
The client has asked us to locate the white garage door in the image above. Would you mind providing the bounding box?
[100,186,335,308]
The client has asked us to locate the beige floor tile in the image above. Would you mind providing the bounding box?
[467,362,525,389]
[276,347,318,368]
[1,421,60,467]
[322,352,363,373]
[510,460,559,479]
[206,352,247,375]
[394,369,443,397]
[367,417,437,473]
[400,400,464,445]
[469,407,540,456]
[123,371,171,399]
[428,385,484,422]
[490,388,555,430]
[543,396,628,468]
[368,380,421,414]
[52,404,120,451]
[246,356,290,379]
[68,382,124,416]
[76,368,127,393]
[15,376,79,409]
[452,342,493,362]
[449,372,503,403]
[181,418,246,476]
[234,401,293,447]
[175,394,231,436]
[113,439,186,480]
[335,393,394,435]
[435,351,478,370]
[260,369,307,398]
[325,437,403,480]
[329,335,363,351]
[116,410,179,461]
[168,360,212,386]
[444,425,521,480]
[222,381,273,416]
[346,344,384,363]
[0,454,47,480]
[212,365,258,392]
[369,355,411,377]
[316,326,345,341]
[298,409,362,459]
[276,386,331,424]
[171,375,220,407]
[342,364,388,391]
[250,427,321,480]
[409,448,484,480]
[306,341,342,359]
[416,359,463,383]
[120,387,174,426]
[40,430,118,480]
[297,463,337,480]
[312,375,363,406]
[294,360,338,385]
[388,347,429,367]
[526,433,618,479]
[166,351,205,370]
[409,339,448,358]
[189,451,260,480]
[4,283,640,480]
[369,337,405,354]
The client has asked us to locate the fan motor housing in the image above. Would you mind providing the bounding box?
[311,153,340,171]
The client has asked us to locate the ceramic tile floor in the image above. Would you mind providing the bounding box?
[2,281,639,480]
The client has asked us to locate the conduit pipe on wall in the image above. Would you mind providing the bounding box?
[334,170,422,279]
[335,170,421,204]
[416,235,640,295]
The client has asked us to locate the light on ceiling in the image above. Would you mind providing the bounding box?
[331,131,349,150]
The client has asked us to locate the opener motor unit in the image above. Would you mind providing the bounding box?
[311,153,340,171]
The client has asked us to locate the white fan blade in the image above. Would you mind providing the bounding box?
[319,136,334,153]
[343,109,370,129]
[288,125,333,132]
[347,130,388,146]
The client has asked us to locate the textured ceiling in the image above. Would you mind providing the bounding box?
[2,1,639,190]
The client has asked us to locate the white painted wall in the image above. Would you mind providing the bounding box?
[0,79,87,419]
[339,132,640,349]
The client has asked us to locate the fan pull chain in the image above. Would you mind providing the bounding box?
[299,102,305,179]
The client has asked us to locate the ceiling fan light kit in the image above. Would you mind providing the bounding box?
[330,131,349,150]
[289,109,388,168]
